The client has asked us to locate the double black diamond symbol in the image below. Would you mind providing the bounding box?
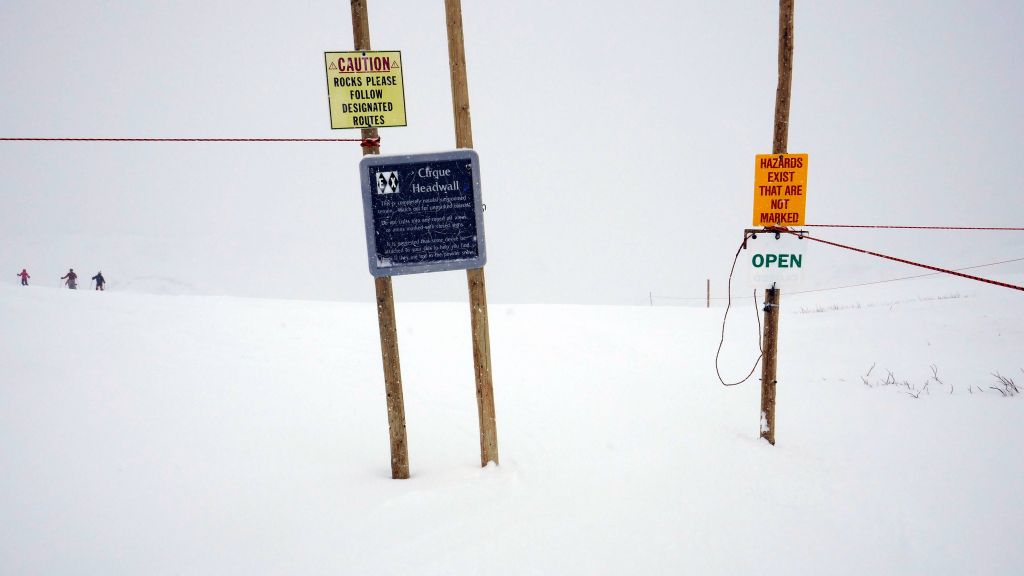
[376,171,400,195]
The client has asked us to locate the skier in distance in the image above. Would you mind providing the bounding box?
[61,268,78,289]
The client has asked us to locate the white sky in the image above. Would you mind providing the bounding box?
[2,0,1022,303]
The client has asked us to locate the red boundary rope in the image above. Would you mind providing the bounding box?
[766,227,1024,292]
[1,136,380,148]
[803,224,1024,231]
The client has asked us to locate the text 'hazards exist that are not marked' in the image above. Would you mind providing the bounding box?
[753,153,808,226]
[325,51,407,129]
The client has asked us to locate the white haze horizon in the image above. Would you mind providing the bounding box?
[2,1,1023,304]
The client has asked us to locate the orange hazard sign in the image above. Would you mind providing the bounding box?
[753,153,808,226]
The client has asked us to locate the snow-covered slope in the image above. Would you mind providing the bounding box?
[2,279,1021,574]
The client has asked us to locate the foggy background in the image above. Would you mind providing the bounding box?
[2,0,1022,304]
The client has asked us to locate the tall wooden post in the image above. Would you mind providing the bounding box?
[759,0,794,446]
[706,278,711,308]
[759,285,780,444]
[772,0,795,157]
[445,0,499,467]
[351,0,409,479]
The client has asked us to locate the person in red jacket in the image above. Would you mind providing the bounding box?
[17,269,30,286]
[61,268,78,289]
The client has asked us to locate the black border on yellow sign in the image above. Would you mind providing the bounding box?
[324,50,408,130]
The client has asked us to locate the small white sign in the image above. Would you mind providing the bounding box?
[375,171,399,194]
[746,231,808,289]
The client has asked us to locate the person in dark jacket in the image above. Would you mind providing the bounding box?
[61,268,78,289]
[92,271,106,291]
[17,269,30,286]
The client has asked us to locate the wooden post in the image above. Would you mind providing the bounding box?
[351,0,409,479]
[772,0,795,157]
[760,285,780,444]
[445,0,499,467]
[759,0,794,446]
[706,279,710,308]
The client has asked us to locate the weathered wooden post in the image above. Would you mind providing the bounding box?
[759,283,780,444]
[444,0,499,467]
[350,0,409,479]
[759,0,795,446]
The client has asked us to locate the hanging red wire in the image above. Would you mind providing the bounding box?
[802,224,1024,231]
[0,136,380,147]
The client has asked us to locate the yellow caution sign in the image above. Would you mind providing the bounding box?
[753,153,808,226]
[324,51,407,129]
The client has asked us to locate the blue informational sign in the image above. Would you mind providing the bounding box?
[359,150,486,277]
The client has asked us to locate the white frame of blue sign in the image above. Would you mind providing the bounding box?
[359,150,487,277]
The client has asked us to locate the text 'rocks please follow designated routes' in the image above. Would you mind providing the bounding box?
[325,51,407,129]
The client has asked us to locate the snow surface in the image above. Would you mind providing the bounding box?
[2,276,1021,574]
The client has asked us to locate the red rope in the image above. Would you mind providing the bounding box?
[1,136,380,147]
[766,227,1024,292]
[803,224,1024,231]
